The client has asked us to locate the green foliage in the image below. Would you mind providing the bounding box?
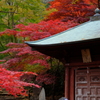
[0,35,11,59]
[0,0,55,60]
[24,64,48,74]
[0,0,55,31]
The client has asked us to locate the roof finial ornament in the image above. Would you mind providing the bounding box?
[90,0,100,21]
[94,8,100,16]
[94,0,100,16]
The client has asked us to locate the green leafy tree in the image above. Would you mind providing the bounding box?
[0,0,55,59]
[0,0,55,30]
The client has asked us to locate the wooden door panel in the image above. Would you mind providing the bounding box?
[89,97,95,100]
[90,76,100,82]
[75,69,88,100]
[83,88,87,95]
[75,68,100,100]
[76,88,87,95]
[97,88,100,95]
[76,88,82,95]
[76,96,88,100]
[77,83,87,87]
[90,88,95,95]
[83,97,88,100]
[76,96,81,100]
[97,97,100,100]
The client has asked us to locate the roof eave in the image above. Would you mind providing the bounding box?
[25,37,100,48]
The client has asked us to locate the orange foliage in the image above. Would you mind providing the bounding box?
[47,0,97,23]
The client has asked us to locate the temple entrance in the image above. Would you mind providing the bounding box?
[75,67,100,100]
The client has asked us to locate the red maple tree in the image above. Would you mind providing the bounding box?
[0,20,78,40]
[0,0,97,97]
[0,20,78,69]
[0,65,40,97]
[0,20,78,89]
[46,0,96,23]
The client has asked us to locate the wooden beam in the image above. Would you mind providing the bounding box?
[65,67,69,99]
[81,49,92,63]
[70,68,74,100]
[65,61,100,67]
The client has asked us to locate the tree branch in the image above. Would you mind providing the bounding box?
[0,11,14,13]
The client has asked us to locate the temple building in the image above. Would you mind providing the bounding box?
[25,8,100,100]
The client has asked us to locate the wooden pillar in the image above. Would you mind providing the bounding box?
[65,66,69,99]
[70,68,75,100]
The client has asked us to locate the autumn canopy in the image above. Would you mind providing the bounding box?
[0,0,97,97]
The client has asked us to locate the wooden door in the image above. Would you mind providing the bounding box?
[75,67,100,100]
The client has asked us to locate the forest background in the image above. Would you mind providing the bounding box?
[0,0,97,99]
